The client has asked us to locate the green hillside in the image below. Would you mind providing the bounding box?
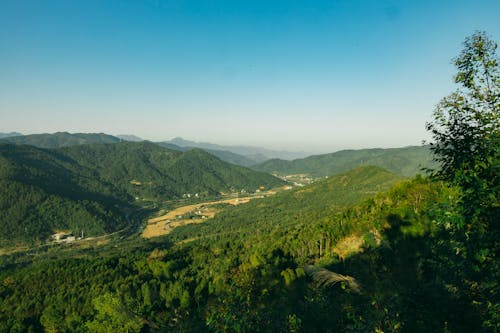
[168,165,403,243]
[2,169,493,332]
[0,143,129,245]
[0,142,283,244]
[59,142,284,199]
[0,132,122,148]
[252,145,436,177]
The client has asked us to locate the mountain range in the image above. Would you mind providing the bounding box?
[163,137,310,162]
[0,132,437,178]
[0,141,283,245]
[0,133,277,167]
[0,132,122,148]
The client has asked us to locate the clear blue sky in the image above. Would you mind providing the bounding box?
[1,0,499,153]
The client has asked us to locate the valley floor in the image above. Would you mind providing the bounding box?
[142,187,287,238]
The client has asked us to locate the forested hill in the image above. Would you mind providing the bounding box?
[0,142,283,245]
[58,141,284,199]
[0,143,129,245]
[0,132,269,167]
[169,165,404,243]
[0,132,122,148]
[252,145,435,177]
[156,142,258,167]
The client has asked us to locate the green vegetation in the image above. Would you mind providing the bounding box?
[426,31,500,332]
[0,32,497,332]
[59,142,283,200]
[252,145,436,178]
[0,143,128,246]
[0,167,491,332]
[0,141,283,244]
[168,166,403,245]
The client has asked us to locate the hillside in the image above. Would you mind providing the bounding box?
[0,142,283,244]
[252,145,436,177]
[168,165,403,242]
[1,168,483,332]
[0,132,122,148]
[59,142,284,199]
[0,143,129,245]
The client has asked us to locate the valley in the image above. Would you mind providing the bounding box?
[142,186,288,238]
[1,2,498,330]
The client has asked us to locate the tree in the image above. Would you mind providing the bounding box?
[86,293,143,333]
[426,31,500,331]
[426,31,499,225]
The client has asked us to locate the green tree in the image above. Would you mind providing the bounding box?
[426,31,500,331]
[86,293,143,333]
[426,31,499,223]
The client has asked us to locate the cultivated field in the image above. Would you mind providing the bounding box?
[142,197,254,238]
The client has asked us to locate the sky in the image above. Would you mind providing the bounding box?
[1,0,500,153]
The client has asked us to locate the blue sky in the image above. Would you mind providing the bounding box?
[1,0,499,153]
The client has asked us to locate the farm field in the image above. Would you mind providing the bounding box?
[141,191,283,238]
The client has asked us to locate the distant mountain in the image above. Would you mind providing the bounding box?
[163,137,310,162]
[0,141,283,244]
[0,132,22,139]
[156,142,257,167]
[116,134,144,142]
[0,132,122,148]
[252,145,436,177]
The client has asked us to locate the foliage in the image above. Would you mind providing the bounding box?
[0,143,128,245]
[427,31,500,223]
[426,31,500,332]
[59,142,284,200]
[0,141,282,244]
[0,32,498,333]
[0,167,496,332]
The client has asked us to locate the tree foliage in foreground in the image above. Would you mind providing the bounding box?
[427,31,499,223]
[426,31,500,331]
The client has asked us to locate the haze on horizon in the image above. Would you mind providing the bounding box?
[1,0,500,154]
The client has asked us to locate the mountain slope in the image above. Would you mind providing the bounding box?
[0,142,283,245]
[169,165,404,242]
[0,132,122,148]
[59,142,284,199]
[0,143,129,245]
[252,145,436,177]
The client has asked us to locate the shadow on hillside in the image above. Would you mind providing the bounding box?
[301,214,481,333]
